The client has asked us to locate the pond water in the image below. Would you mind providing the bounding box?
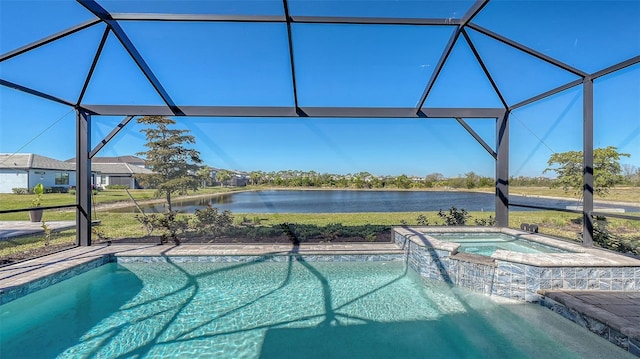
[109,190,640,214]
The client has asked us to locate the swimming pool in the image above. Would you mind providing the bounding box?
[427,232,568,256]
[0,258,632,358]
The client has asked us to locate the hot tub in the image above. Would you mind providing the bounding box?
[425,232,569,256]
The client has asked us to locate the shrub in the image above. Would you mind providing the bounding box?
[474,216,496,226]
[590,216,640,256]
[438,206,470,226]
[190,205,233,237]
[41,221,52,246]
[12,188,29,195]
[280,223,299,243]
[321,223,343,241]
[364,231,377,242]
[136,211,187,244]
[416,214,429,226]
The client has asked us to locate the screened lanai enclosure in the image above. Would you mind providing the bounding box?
[0,0,639,248]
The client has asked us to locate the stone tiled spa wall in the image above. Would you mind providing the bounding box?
[395,231,496,296]
[493,262,640,302]
[394,230,640,303]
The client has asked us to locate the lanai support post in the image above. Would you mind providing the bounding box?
[496,112,509,227]
[582,79,594,246]
[76,110,92,246]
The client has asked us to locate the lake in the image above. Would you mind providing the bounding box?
[110,190,639,214]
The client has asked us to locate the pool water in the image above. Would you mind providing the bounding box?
[427,232,568,256]
[0,260,631,358]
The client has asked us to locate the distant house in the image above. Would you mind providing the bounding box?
[92,163,153,189]
[229,171,250,187]
[66,156,152,189]
[0,153,76,193]
[209,167,249,187]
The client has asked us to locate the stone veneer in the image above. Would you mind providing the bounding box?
[394,226,640,303]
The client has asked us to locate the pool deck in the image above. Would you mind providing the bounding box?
[539,289,640,355]
[0,220,76,240]
[1,242,639,355]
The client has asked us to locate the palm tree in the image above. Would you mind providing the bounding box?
[216,169,232,187]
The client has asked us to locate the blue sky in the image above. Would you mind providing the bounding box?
[0,0,639,178]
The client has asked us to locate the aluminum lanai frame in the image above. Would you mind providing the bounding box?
[0,0,638,247]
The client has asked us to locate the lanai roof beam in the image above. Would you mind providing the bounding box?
[467,23,588,78]
[77,0,184,116]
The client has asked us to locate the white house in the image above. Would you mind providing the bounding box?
[0,153,76,193]
[0,154,155,193]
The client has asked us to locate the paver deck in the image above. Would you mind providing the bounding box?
[539,290,640,345]
[0,220,76,240]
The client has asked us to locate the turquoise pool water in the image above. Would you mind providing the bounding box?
[427,232,568,256]
[0,260,631,358]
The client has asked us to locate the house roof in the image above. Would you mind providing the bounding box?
[66,155,146,166]
[91,163,153,176]
[0,153,75,171]
[0,153,152,176]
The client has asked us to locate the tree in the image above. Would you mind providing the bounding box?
[216,169,232,186]
[249,171,264,185]
[136,116,202,211]
[196,166,212,188]
[622,164,640,186]
[394,174,412,189]
[424,173,444,188]
[544,146,630,197]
